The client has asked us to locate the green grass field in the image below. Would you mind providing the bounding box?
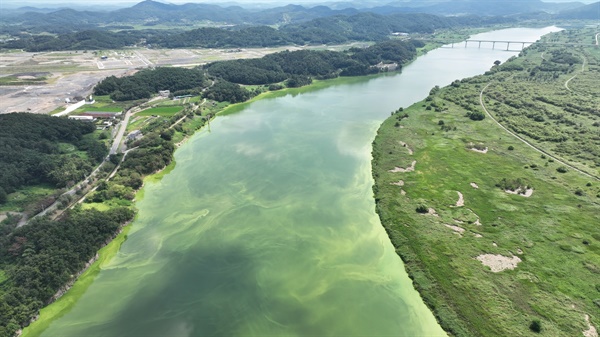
[372,28,600,337]
[0,185,58,212]
[137,106,183,117]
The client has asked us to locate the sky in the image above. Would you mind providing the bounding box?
[1,0,596,8]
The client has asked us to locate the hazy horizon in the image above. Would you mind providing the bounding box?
[1,0,597,8]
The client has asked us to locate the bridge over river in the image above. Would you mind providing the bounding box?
[419,39,594,51]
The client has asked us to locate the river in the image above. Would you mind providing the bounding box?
[32,27,560,337]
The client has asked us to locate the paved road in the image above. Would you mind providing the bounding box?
[110,109,133,155]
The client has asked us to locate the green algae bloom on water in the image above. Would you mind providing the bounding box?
[27,26,560,337]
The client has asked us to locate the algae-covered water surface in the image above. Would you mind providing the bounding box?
[32,27,559,337]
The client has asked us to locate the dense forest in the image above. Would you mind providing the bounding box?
[95,39,420,103]
[0,11,512,52]
[0,207,135,337]
[205,39,420,85]
[0,113,106,201]
[93,67,206,101]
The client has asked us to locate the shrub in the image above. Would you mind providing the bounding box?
[556,166,568,173]
[508,146,514,151]
[529,319,542,333]
[466,111,485,121]
[415,205,429,213]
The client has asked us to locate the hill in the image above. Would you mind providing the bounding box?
[556,1,600,19]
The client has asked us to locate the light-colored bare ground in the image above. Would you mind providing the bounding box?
[400,190,406,196]
[584,314,598,337]
[398,141,413,155]
[427,208,439,217]
[470,147,488,154]
[455,191,464,207]
[1,43,364,115]
[476,254,521,272]
[389,160,416,173]
[505,188,534,197]
[445,224,465,236]
[473,233,483,238]
[390,180,404,186]
[470,182,479,189]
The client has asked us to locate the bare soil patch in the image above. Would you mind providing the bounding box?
[391,180,404,186]
[389,160,416,173]
[584,314,598,337]
[455,191,464,207]
[470,182,479,189]
[505,187,534,197]
[428,208,439,217]
[470,147,488,154]
[445,224,465,236]
[398,141,413,155]
[476,254,522,272]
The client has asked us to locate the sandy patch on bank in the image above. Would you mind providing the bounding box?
[398,141,413,155]
[389,160,416,173]
[476,254,521,272]
[0,213,7,223]
[455,191,464,207]
[428,208,439,217]
[391,180,404,186]
[473,233,483,238]
[584,314,598,337]
[445,224,465,236]
[470,147,488,154]
[470,182,479,189]
[505,187,534,197]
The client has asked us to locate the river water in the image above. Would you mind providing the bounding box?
[35,27,560,337]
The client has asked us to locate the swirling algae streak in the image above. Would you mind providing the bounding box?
[28,27,561,337]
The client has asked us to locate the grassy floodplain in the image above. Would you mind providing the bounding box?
[372,28,600,336]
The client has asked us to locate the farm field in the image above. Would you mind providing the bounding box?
[372,28,600,337]
[136,106,184,116]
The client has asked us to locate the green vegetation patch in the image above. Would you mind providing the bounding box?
[137,106,184,117]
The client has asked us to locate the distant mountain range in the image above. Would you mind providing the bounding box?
[556,1,600,18]
[1,0,598,32]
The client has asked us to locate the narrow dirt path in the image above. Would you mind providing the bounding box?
[564,53,587,91]
[479,83,598,180]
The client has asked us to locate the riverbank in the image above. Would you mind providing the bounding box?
[371,28,599,336]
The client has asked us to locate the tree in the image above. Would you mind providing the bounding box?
[494,60,501,66]
[0,187,7,204]
[529,319,542,333]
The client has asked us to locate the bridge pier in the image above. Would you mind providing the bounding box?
[478,41,481,48]
[506,42,510,51]
[492,41,495,50]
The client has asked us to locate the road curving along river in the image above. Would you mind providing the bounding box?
[30,27,560,337]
